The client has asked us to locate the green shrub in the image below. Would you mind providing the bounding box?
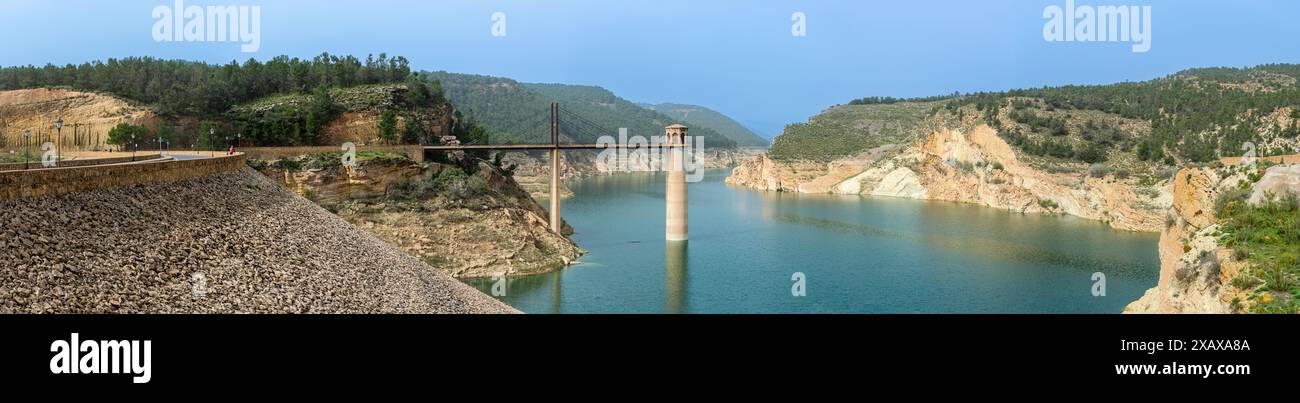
[276,157,303,172]
[1089,163,1111,178]
[1214,186,1252,215]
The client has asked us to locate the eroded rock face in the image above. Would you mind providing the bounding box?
[1172,168,1221,229]
[729,124,1172,232]
[1249,164,1300,205]
[727,146,897,193]
[1121,165,1289,314]
[0,88,155,152]
[260,158,584,279]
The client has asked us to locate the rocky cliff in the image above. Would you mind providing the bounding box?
[0,88,155,153]
[255,155,583,279]
[729,123,1172,232]
[1126,163,1300,313]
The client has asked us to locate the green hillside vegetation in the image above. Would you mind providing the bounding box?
[772,64,1300,166]
[768,102,937,161]
[957,64,1300,165]
[420,71,551,144]
[0,53,451,147]
[421,71,737,148]
[645,103,768,147]
[526,83,735,148]
[1213,168,1300,314]
[228,82,444,146]
[0,53,415,116]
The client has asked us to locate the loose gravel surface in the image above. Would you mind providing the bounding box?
[0,168,516,313]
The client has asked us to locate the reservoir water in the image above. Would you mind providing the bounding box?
[468,169,1159,313]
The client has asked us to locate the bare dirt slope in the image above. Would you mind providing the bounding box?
[0,88,154,152]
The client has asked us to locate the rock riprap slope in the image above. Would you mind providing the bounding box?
[0,168,515,313]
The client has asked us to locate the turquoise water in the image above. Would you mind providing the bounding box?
[468,169,1159,313]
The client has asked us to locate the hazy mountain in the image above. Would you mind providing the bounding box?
[643,103,769,147]
[421,71,736,148]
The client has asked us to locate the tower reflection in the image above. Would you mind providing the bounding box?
[664,241,689,314]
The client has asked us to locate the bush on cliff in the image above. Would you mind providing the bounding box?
[386,166,497,204]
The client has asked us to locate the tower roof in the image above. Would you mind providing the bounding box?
[666,124,689,129]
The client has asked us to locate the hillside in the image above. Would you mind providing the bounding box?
[0,54,454,149]
[643,102,769,147]
[251,152,584,279]
[421,71,737,148]
[764,64,1300,166]
[0,88,155,155]
[961,64,1300,165]
[767,101,938,161]
[228,84,454,147]
[421,71,552,144]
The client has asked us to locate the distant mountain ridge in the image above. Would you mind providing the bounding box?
[421,71,738,148]
[642,102,769,147]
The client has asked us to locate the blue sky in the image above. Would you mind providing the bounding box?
[2,0,1299,137]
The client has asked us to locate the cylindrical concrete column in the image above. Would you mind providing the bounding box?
[549,148,561,234]
[665,124,688,241]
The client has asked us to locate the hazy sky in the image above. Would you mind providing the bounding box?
[3,0,1299,137]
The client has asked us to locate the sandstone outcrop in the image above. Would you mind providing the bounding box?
[1126,163,1300,313]
[259,157,584,279]
[729,124,1172,232]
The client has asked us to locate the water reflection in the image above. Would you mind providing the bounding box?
[664,241,689,314]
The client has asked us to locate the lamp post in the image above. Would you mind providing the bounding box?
[54,116,63,164]
[130,133,136,162]
[22,129,30,170]
[209,128,215,157]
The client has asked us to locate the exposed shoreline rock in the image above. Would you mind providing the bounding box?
[728,125,1171,233]
[256,156,583,279]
